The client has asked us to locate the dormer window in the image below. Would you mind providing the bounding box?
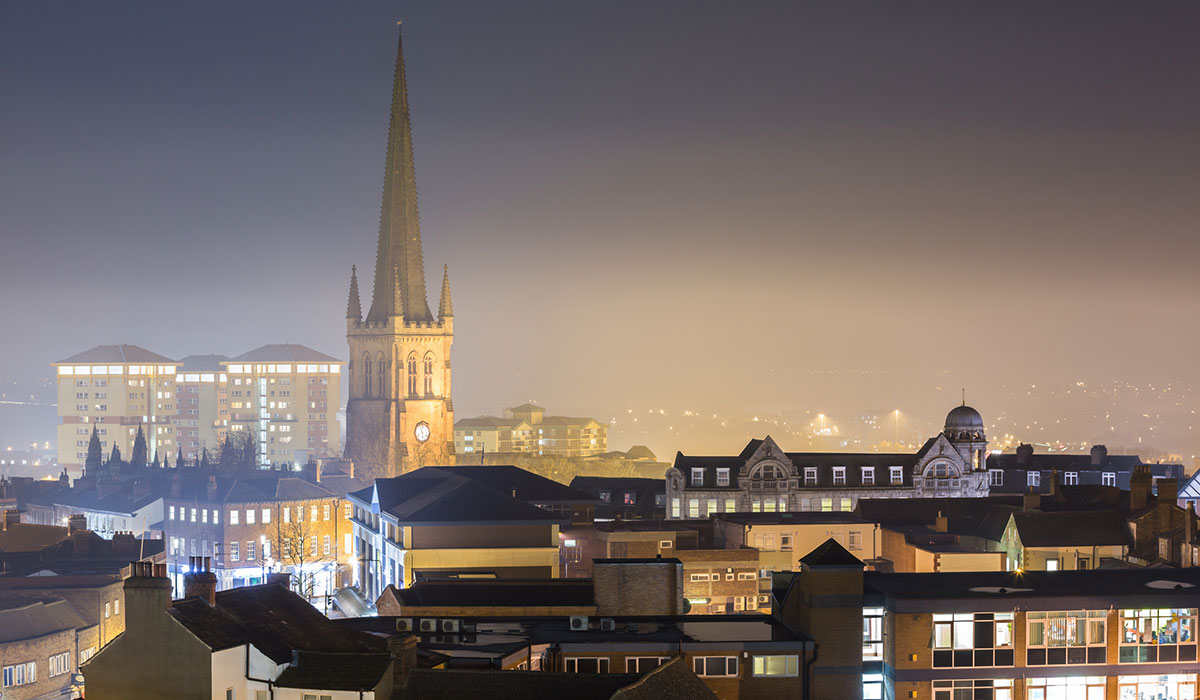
[716,468,730,487]
[832,467,846,485]
[691,468,704,486]
[804,468,817,486]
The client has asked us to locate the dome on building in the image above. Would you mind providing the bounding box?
[945,404,984,429]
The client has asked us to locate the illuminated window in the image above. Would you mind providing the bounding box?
[1119,608,1198,663]
[989,469,1003,486]
[423,353,434,395]
[1027,611,1107,665]
[751,655,798,677]
[932,679,1012,700]
[933,613,1015,668]
[1028,472,1041,488]
[1102,472,1116,487]
[406,354,418,396]
[863,608,884,660]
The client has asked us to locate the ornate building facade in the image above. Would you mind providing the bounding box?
[344,27,455,479]
[665,404,992,519]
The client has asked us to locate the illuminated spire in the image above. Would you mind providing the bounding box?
[438,264,453,319]
[346,265,362,321]
[367,22,432,323]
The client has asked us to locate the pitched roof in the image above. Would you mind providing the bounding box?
[272,651,392,691]
[228,344,342,363]
[865,567,1200,602]
[169,584,382,663]
[273,477,336,501]
[508,403,545,413]
[354,469,566,525]
[0,594,88,643]
[178,354,230,371]
[0,523,70,553]
[432,465,597,504]
[800,538,863,567]
[396,669,643,700]
[1010,510,1131,547]
[615,656,719,700]
[54,344,176,364]
[674,439,919,490]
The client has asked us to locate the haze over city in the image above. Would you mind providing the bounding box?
[2,1,1199,463]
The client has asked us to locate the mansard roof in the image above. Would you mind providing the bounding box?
[178,354,230,372]
[986,452,1146,472]
[673,438,920,490]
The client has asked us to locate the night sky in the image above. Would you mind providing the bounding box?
[2,2,1199,457]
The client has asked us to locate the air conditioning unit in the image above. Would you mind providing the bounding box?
[440,619,460,633]
[418,619,438,633]
[569,615,589,630]
[599,618,616,632]
[395,618,415,632]
[758,595,770,604]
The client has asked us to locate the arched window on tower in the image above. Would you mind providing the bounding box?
[423,353,435,396]
[406,354,418,396]
[363,353,373,398]
[376,353,386,398]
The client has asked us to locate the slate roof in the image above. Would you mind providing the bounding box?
[433,466,597,504]
[674,438,919,490]
[987,452,1145,472]
[0,594,89,644]
[54,344,176,364]
[0,523,69,553]
[350,469,566,525]
[717,511,871,526]
[617,656,719,700]
[396,669,642,700]
[384,579,595,608]
[1010,510,1131,547]
[228,344,342,363]
[853,496,1022,533]
[178,354,230,372]
[49,484,163,515]
[273,477,336,501]
[799,538,863,567]
[169,584,382,664]
[570,476,665,519]
[273,651,392,691]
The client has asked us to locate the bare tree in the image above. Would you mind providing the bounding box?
[269,512,321,599]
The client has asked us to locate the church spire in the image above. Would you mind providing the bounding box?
[346,265,362,321]
[438,264,453,319]
[366,22,432,323]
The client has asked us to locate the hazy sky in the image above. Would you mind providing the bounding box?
[2,2,1198,456]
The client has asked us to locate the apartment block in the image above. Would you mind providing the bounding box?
[454,403,607,457]
[52,345,182,472]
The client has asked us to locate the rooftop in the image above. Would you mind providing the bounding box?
[54,344,176,365]
[227,344,342,363]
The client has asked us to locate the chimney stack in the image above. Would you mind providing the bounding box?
[1023,489,1041,512]
[125,561,173,632]
[1186,503,1197,546]
[1130,466,1151,512]
[171,472,182,499]
[1090,444,1108,467]
[182,556,217,606]
[1016,443,1034,466]
[206,475,218,501]
[1156,478,1178,534]
[933,511,949,533]
[68,513,87,533]
[387,634,420,689]
[2,509,19,530]
[267,571,292,590]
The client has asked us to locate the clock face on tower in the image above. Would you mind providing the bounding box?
[414,421,431,443]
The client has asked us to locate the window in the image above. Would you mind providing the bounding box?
[804,467,817,485]
[310,505,318,522]
[345,503,352,519]
[933,612,1015,668]
[283,507,290,523]
[79,647,97,665]
[832,466,846,485]
[202,509,208,524]
[310,536,318,555]
[890,466,904,485]
[716,468,730,487]
[933,679,1013,700]
[230,510,239,525]
[114,599,119,615]
[262,509,270,524]
[1064,472,1079,486]
[1117,674,1197,700]
[751,655,798,677]
[1027,611,1107,666]
[863,672,884,700]
[671,498,680,518]
[780,534,793,551]
[1028,471,1041,488]
[105,602,111,618]
[623,492,637,505]
[737,572,756,581]
[821,497,833,512]
[565,657,609,673]
[2,661,37,688]
[323,535,331,555]
[1119,608,1198,663]
[247,541,255,560]
[191,508,197,522]
[690,573,711,582]
[49,651,71,677]
[848,531,862,550]
[989,469,1003,486]
[626,657,668,673]
[840,498,852,512]
[706,499,717,516]
[423,353,434,395]
[169,505,176,520]
[323,504,331,521]
[861,467,875,485]
[863,607,884,660]
[246,509,255,525]
[690,468,704,486]
[688,499,700,518]
[229,542,239,561]
[1102,472,1116,487]
[693,656,738,677]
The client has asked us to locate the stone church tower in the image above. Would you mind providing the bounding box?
[344,26,455,479]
